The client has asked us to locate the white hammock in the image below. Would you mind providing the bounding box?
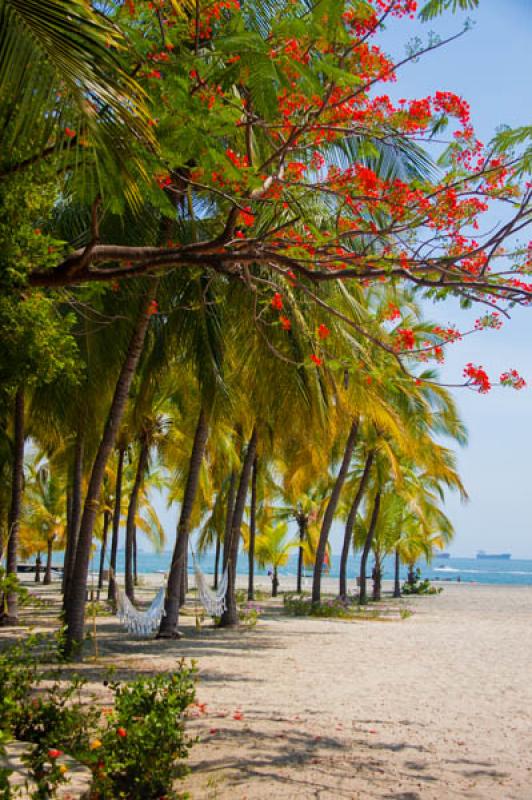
[193,555,229,617]
[115,584,166,637]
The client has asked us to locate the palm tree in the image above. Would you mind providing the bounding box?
[255,521,296,597]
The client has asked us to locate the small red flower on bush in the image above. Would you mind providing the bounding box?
[317,323,330,340]
[239,206,255,226]
[148,299,159,316]
[48,749,62,760]
[310,354,322,366]
[117,727,127,738]
[64,127,76,138]
[280,315,291,331]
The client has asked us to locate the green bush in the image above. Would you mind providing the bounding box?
[283,594,353,618]
[0,637,197,799]
[402,568,442,595]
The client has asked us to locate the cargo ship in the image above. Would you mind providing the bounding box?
[476,550,511,560]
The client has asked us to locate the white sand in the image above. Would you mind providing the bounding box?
[4,578,532,798]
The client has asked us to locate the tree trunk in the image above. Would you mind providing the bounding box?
[63,431,84,601]
[312,418,359,604]
[213,535,221,590]
[108,446,125,602]
[394,548,401,598]
[339,450,374,599]
[359,491,381,605]
[272,566,279,597]
[1,386,25,625]
[407,563,416,587]
[63,290,156,658]
[133,528,138,585]
[125,436,149,601]
[43,538,54,584]
[372,550,382,601]
[296,514,307,594]
[247,455,258,601]
[179,549,188,606]
[98,511,111,590]
[34,553,42,583]
[158,408,209,638]
[220,427,258,628]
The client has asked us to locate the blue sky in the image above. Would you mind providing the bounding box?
[146,0,532,559]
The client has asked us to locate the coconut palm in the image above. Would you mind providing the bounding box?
[255,521,296,597]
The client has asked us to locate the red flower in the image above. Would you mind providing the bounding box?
[279,315,291,331]
[271,292,283,311]
[64,128,76,139]
[117,727,127,738]
[317,323,330,340]
[148,299,159,316]
[239,206,255,226]
[48,749,62,760]
[310,354,322,366]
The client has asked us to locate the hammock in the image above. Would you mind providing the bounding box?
[192,554,229,617]
[115,583,166,637]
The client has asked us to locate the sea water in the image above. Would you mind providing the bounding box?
[100,550,532,587]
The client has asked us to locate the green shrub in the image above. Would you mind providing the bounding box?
[283,594,353,618]
[402,569,442,595]
[91,667,197,799]
[0,637,197,800]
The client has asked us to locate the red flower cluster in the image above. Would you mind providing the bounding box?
[384,302,401,321]
[64,127,76,139]
[310,354,322,366]
[395,328,416,350]
[239,206,255,226]
[500,369,526,390]
[271,292,283,311]
[318,323,330,340]
[463,363,491,393]
[148,299,159,316]
[474,312,502,331]
[48,749,63,760]
[280,315,291,331]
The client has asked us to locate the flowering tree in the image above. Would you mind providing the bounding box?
[23,0,530,393]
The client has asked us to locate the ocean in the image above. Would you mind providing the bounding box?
[96,550,532,587]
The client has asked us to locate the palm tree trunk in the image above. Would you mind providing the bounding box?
[1,386,25,625]
[43,538,54,584]
[179,550,189,607]
[247,455,258,601]
[158,407,209,638]
[394,548,401,598]
[220,427,258,628]
[272,566,279,597]
[34,553,42,583]
[98,511,111,590]
[213,535,221,590]
[312,418,359,604]
[339,450,374,599]
[63,290,156,658]
[359,491,381,605]
[108,446,125,602]
[296,514,307,594]
[125,436,149,601]
[372,550,382,601]
[133,528,138,586]
[63,431,84,601]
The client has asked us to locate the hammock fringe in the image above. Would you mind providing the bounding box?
[115,584,166,637]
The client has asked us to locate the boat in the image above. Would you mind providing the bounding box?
[476,551,511,560]
[434,552,451,559]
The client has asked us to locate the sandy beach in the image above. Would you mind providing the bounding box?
[2,577,532,799]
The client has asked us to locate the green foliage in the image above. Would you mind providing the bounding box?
[238,601,263,627]
[419,0,479,21]
[92,668,197,800]
[0,567,30,616]
[0,638,197,800]
[402,568,442,595]
[283,593,354,618]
